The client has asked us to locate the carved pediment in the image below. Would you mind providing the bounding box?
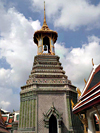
[43,104,62,128]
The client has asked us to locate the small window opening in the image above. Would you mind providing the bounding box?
[43,36,50,53]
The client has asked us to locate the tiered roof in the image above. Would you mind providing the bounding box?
[21,55,76,94]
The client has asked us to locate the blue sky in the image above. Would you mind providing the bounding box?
[0,0,100,111]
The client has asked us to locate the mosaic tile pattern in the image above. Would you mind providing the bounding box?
[26,78,71,85]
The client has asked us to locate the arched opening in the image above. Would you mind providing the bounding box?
[43,36,50,53]
[49,115,57,133]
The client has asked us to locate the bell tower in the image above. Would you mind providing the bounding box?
[18,2,83,133]
[34,2,57,55]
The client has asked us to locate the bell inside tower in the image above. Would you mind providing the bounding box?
[43,36,50,53]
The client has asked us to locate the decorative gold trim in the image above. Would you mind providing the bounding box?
[37,38,43,55]
[38,45,42,48]
[50,39,55,55]
[51,46,54,48]
[77,113,88,128]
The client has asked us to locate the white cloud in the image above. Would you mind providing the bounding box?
[0,0,100,112]
[1,101,10,108]
[31,0,100,30]
[56,35,100,90]
[0,87,19,111]
[0,1,41,111]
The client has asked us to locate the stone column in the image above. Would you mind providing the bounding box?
[29,100,31,127]
[87,111,95,133]
[32,99,34,127]
[19,101,22,128]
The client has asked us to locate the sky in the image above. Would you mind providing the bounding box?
[0,0,100,112]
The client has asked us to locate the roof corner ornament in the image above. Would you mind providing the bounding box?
[92,58,94,66]
[71,99,75,109]
[77,88,81,98]
[84,78,87,85]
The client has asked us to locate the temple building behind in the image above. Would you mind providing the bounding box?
[0,109,19,133]
[72,61,100,133]
[18,2,83,133]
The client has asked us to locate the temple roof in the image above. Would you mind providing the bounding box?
[72,63,100,114]
[80,64,100,99]
[1,109,10,114]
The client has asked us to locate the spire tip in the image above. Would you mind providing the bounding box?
[43,1,46,25]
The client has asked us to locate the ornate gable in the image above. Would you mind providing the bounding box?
[86,70,100,93]
[81,64,100,99]
[43,104,62,128]
[72,64,100,114]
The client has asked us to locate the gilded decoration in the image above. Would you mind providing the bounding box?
[34,1,58,55]
[77,113,88,128]
[77,88,81,98]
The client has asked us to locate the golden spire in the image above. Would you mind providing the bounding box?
[41,1,50,30]
[34,1,58,45]
[43,1,47,25]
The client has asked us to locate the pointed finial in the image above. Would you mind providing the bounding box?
[43,1,47,25]
[52,102,54,108]
[92,58,94,66]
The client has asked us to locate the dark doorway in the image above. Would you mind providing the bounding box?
[49,115,57,133]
